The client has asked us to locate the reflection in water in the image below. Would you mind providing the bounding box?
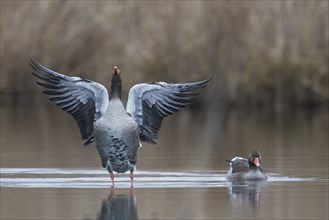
[227,180,267,208]
[1,105,328,220]
[0,168,314,189]
[96,188,138,220]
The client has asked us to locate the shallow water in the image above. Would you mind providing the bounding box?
[0,168,315,189]
[1,104,328,219]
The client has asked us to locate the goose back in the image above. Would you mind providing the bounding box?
[94,98,140,173]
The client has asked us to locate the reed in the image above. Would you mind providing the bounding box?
[1,1,328,108]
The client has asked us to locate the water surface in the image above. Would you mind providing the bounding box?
[1,104,328,219]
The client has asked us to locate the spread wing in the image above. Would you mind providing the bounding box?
[30,59,109,145]
[126,78,211,144]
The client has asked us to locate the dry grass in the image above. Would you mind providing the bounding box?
[1,1,328,108]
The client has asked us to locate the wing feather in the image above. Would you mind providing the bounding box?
[30,59,109,145]
[126,78,211,144]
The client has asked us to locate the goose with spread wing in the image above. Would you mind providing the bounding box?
[30,59,210,187]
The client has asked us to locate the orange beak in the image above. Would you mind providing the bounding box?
[113,66,120,75]
[253,157,260,167]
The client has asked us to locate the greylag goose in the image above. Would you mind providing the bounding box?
[30,59,210,187]
[226,150,268,181]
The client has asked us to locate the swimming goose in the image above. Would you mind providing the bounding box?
[30,59,210,187]
[226,150,268,181]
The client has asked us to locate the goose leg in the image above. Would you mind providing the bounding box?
[110,173,115,188]
[106,160,115,187]
[130,172,134,188]
[127,160,135,188]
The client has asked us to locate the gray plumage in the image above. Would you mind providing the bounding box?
[227,157,250,173]
[30,59,210,186]
[126,80,209,144]
[94,98,140,173]
[30,59,109,145]
[226,150,268,181]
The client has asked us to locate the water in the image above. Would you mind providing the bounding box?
[1,104,328,219]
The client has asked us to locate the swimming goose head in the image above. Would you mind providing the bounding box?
[111,66,122,98]
[248,150,262,169]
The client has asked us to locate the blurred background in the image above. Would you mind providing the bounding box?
[1,0,328,109]
[1,0,329,178]
[1,1,328,219]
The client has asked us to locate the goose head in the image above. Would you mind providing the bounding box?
[248,150,262,169]
[111,66,122,98]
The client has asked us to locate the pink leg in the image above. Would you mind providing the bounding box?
[110,173,115,188]
[130,172,134,187]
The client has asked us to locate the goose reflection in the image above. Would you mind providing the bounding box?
[227,180,267,208]
[96,188,138,220]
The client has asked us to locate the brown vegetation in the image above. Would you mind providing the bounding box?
[1,1,328,108]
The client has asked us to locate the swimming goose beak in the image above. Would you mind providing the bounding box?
[253,157,260,167]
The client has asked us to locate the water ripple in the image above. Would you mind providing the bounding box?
[0,168,316,188]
